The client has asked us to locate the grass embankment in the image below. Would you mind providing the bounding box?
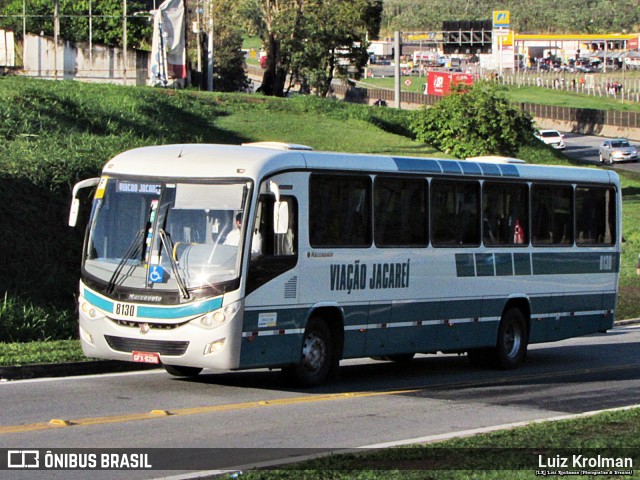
[0,76,639,365]
[230,408,640,479]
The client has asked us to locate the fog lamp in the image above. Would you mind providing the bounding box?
[204,338,225,355]
[79,325,94,345]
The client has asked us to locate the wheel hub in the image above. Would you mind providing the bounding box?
[301,333,326,373]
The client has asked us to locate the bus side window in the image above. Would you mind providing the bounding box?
[482,182,529,246]
[374,176,428,247]
[576,186,616,245]
[532,185,573,246]
[254,195,297,258]
[309,174,371,248]
[431,180,480,246]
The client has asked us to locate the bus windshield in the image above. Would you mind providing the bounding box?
[83,178,252,294]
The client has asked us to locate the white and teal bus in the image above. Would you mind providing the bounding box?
[69,143,620,386]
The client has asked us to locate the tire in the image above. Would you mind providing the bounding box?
[286,318,334,387]
[164,364,203,377]
[495,307,528,370]
[468,307,528,370]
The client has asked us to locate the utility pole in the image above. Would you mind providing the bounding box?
[207,0,214,91]
[54,0,59,79]
[22,0,26,62]
[89,0,92,68]
[394,31,401,109]
[123,0,127,85]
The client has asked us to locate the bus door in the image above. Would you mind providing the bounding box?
[242,181,300,367]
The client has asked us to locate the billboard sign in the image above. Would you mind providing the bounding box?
[426,71,474,96]
[493,11,510,29]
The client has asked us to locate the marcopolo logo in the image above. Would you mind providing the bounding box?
[8,450,39,468]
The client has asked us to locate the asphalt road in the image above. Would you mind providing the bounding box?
[561,132,640,173]
[2,324,640,479]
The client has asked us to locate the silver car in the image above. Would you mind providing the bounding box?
[599,139,638,163]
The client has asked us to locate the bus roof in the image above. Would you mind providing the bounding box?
[103,144,619,186]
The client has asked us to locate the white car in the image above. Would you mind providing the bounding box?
[534,129,566,150]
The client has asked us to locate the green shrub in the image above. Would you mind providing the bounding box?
[411,81,535,159]
[0,293,77,342]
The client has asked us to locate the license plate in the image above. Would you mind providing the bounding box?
[132,351,160,364]
[113,302,137,318]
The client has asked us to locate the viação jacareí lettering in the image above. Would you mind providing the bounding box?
[330,259,410,294]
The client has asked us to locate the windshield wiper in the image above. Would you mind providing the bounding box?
[158,228,190,300]
[106,228,145,295]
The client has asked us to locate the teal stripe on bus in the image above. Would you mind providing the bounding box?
[83,287,223,319]
[456,251,619,277]
[242,293,616,333]
[239,293,615,368]
[83,289,113,313]
[137,297,223,319]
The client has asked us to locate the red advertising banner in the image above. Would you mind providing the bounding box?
[426,71,474,96]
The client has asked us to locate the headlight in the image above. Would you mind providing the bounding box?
[192,303,239,329]
[81,301,99,319]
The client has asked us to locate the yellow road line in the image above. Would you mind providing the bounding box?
[0,389,419,436]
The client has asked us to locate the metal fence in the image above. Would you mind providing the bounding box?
[331,83,640,134]
[0,0,156,82]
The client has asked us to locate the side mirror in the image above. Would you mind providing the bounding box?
[69,198,81,227]
[274,201,289,235]
[69,177,100,227]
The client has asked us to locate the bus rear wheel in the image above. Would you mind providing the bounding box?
[285,318,334,387]
[163,365,203,377]
[495,307,528,369]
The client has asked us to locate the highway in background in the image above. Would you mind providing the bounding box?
[562,132,640,173]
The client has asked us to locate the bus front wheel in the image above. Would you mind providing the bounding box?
[286,318,334,387]
[468,307,528,370]
[164,364,203,377]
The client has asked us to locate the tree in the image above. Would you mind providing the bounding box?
[257,0,303,97]
[257,0,380,97]
[208,0,250,92]
[289,0,372,97]
[411,81,534,159]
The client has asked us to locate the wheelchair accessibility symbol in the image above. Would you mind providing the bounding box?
[148,265,165,283]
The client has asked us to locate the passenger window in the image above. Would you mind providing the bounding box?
[309,174,371,247]
[531,185,573,245]
[576,187,616,245]
[374,177,428,247]
[482,182,529,246]
[431,180,480,246]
